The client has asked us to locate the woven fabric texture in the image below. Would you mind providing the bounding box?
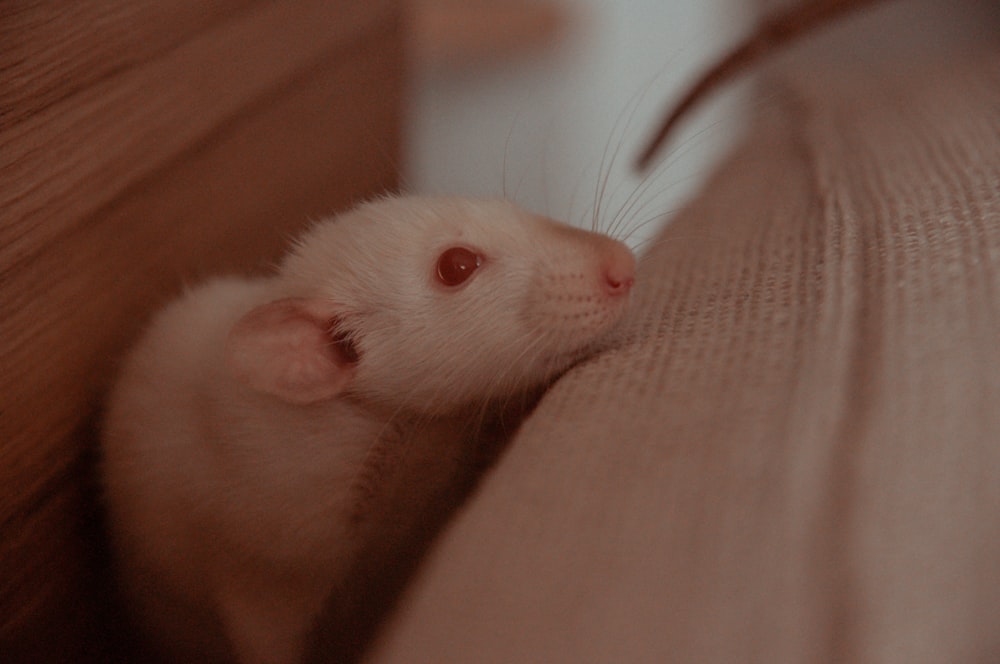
[366,49,1000,664]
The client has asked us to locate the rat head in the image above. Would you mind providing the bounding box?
[225,196,634,412]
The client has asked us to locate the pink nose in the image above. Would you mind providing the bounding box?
[605,272,634,295]
[601,242,636,296]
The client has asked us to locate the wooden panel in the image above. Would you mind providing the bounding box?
[0,0,253,125]
[0,0,395,274]
[0,1,404,659]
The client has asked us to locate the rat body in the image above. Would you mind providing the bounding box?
[100,196,635,664]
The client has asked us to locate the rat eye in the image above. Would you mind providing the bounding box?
[435,246,482,287]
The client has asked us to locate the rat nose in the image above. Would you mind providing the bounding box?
[605,273,634,295]
[600,242,636,296]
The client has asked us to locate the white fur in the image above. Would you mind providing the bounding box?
[100,196,634,663]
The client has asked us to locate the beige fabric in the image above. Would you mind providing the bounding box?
[366,50,1000,663]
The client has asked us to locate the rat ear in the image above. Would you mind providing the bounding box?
[226,298,356,405]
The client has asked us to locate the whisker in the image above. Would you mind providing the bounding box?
[619,209,686,247]
[609,105,727,241]
[590,87,656,235]
[631,230,730,255]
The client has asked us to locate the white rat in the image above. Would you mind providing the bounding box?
[100,195,635,664]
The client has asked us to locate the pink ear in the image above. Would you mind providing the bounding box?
[225,298,356,405]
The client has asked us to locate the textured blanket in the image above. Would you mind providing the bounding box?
[367,41,1000,664]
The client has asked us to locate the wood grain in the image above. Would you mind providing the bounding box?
[0,1,404,658]
[0,0,395,276]
[0,0,253,127]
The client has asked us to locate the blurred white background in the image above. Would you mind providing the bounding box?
[406,0,750,250]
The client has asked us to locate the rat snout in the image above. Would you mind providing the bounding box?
[599,241,636,297]
[526,226,634,349]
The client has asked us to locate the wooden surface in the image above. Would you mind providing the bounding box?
[0,1,404,659]
[412,0,568,67]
